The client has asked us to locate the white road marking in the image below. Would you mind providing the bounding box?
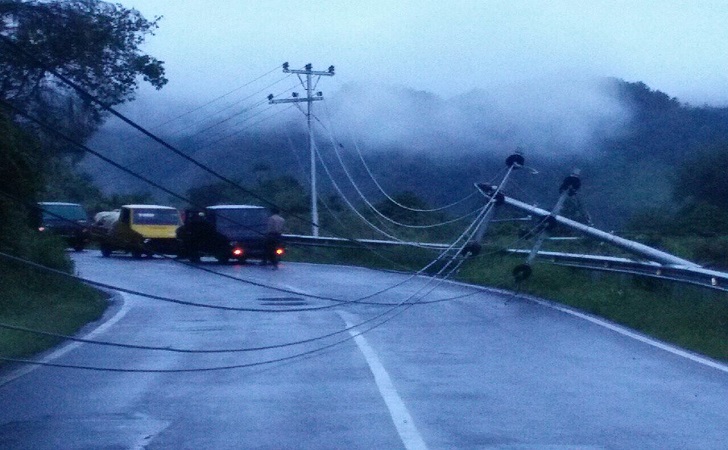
[531,297,728,374]
[444,279,728,374]
[338,311,428,450]
[0,292,131,386]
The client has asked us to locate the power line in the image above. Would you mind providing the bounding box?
[151,65,284,130]
[321,99,481,214]
[0,97,483,311]
[314,112,482,230]
[0,44,420,267]
[0,250,481,357]
[0,243,477,372]
[1,36,479,272]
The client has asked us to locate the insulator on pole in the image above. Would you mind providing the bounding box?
[559,168,581,196]
[512,263,532,282]
[461,241,482,257]
[475,184,505,205]
[505,150,525,168]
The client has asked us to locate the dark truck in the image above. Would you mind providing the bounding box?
[177,205,283,263]
[37,202,92,251]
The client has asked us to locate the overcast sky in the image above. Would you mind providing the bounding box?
[120,0,728,106]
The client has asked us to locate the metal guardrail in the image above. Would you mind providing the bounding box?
[282,233,728,292]
[282,234,449,250]
[508,249,728,293]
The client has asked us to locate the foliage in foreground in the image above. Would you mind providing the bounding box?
[0,258,107,362]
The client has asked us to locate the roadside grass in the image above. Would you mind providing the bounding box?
[0,258,108,365]
[286,243,728,362]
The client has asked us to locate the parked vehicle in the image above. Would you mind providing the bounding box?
[95,204,182,258]
[37,202,91,251]
[177,205,284,263]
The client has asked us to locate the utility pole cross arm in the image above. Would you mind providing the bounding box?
[267,62,335,237]
[268,97,324,104]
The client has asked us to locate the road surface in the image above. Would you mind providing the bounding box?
[1,251,728,449]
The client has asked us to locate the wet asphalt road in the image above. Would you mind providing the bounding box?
[1,251,728,449]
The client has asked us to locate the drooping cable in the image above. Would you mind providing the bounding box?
[322,99,481,213]
[152,66,286,130]
[315,113,482,230]
[0,240,486,372]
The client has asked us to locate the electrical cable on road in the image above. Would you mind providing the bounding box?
[0,148,534,370]
[0,235,481,372]
[0,243,478,358]
[0,38,531,370]
[0,118,526,371]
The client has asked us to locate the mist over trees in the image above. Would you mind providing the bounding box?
[85,78,728,234]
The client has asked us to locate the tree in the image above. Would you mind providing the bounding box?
[0,113,41,246]
[0,0,167,148]
[673,143,728,210]
[0,0,167,263]
[374,191,434,225]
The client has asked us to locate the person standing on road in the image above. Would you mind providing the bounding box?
[264,207,285,267]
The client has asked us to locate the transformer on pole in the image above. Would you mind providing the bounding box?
[268,62,335,237]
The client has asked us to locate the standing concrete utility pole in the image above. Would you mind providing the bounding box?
[268,62,334,237]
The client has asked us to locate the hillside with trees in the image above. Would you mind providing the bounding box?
[81,79,728,236]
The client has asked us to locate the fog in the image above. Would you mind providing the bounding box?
[320,76,630,157]
[96,74,632,167]
[88,0,728,167]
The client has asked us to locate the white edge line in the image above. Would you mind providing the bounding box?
[0,292,131,386]
[338,311,428,450]
[442,279,728,374]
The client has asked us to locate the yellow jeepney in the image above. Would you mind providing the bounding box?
[97,204,182,258]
